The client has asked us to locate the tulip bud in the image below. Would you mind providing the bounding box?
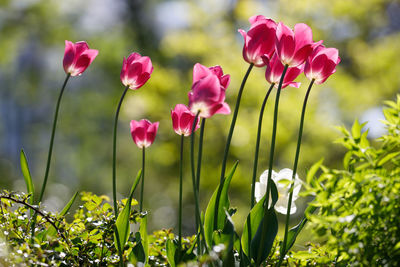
[63,40,98,76]
[120,53,153,90]
[130,119,159,148]
[171,104,200,136]
[304,45,340,84]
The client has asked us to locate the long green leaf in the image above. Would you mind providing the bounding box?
[166,239,177,267]
[114,169,142,253]
[20,149,34,204]
[284,205,317,255]
[204,161,239,248]
[139,215,149,264]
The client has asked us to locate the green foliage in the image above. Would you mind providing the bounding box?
[304,95,400,265]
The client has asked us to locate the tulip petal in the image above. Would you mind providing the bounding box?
[290,44,313,67]
[193,63,212,84]
[63,40,75,74]
[74,41,90,57]
[293,23,313,51]
[214,102,231,115]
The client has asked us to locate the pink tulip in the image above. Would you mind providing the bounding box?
[171,104,200,136]
[188,64,231,118]
[263,54,303,89]
[238,15,277,67]
[63,40,98,76]
[304,45,340,84]
[130,119,159,148]
[120,52,153,90]
[275,22,322,68]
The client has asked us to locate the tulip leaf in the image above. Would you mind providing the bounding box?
[283,205,317,255]
[129,232,146,264]
[139,214,149,264]
[204,161,238,248]
[20,149,35,204]
[46,191,79,237]
[241,179,278,262]
[251,207,278,265]
[114,169,142,253]
[166,239,177,267]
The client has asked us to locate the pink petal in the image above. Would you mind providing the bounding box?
[171,111,179,133]
[127,62,143,82]
[63,40,75,74]
[214,102,231,115]
[193,63,212,84]
[126,53,142,65]
[72,55,91,76]
[191,74,221,103]
[293,23,313,51]
[74,41,90,57]
[220,74,230,90]
[290,44,313,67]
[146,122,159,146]
[133,72,151,90]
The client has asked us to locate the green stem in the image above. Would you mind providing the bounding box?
[256,65,288,265]
[190,112,209,255]
[112,85,130,217]
[140,147,146,212]
[178,134,184,255]
[38,73,71,203]
[246,83,274,263]
[196,118,206,253]
[214,63,254,229]
[277,79,315,266]
[251,83,275,208]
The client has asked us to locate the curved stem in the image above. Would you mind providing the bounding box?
[250,83,275,208]
[112,85,130,216]
[38,74,71,203]
[277,79,315,266]
[196,118,206,252]
[256,65,288,265]
[214,63,254,229]
[139,147,146,212]
[190,112,209,255]
[178,134,184,254]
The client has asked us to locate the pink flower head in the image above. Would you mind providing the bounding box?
[188,63,231,118]
[238,15,277,67]
[120,52,153,90]
[63,40,98,76]
[130,119,159,148]
[275,22,322,68]
[263,54,303,89]
[304,45,340,84]
[171,104,200,136]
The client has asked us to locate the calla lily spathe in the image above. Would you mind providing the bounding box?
[238,15,277,67]
[130,119,159,148]
[63,40,98,76]
[255,168,302,214]
[305,45,340,84]
[120,52,153,90]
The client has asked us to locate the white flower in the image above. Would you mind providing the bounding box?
[254,168,302,214]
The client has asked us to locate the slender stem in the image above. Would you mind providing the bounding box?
[190,112,209,255]
[246,83,274,263]
[277,79,315,266]
[178,134,184,255]
[214,63,254,229]
[112,85,130,216]
[140,147,146,212]
[256,65,288,265]
[196,118,206,253]
[38,74,71,203]
[250,83,275,208]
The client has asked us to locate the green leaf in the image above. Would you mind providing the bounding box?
[377,152,400,166]
[283,205,317,255]
[129,232,146,264]
[351,119,361,140]
[306,159,324,185]
[251,207,278,264]
[166,239,177,267]
[114,169,142,253]
[20,149,34,204]
[204,161,238,248]
[139,215,149,264]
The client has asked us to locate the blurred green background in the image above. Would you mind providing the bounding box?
[0,0,399,238]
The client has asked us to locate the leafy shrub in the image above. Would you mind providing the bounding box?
[304,96,400,265]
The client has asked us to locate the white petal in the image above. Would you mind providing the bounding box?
[259,169,278,184]
[254,182,266,202]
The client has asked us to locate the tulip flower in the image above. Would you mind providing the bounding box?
[130,119,159,212]
[171,104,200,136]
[304,44,340,84]
[120,52,153,90]
[255,169,302,214]
[130,119,159,149]
[63,40,98,76]
[263,54,303,89]
[188,64,231,118]
[275,22,322,68]
[238,15,277,67]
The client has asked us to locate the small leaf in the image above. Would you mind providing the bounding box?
[20,149,35,204]
[114,169,142,253]
[306,159,324,185]
[377,152,400,166]
[139,215,149,264]
[129,232,146,264]
[166,239,177,267]
[204,161,238,248]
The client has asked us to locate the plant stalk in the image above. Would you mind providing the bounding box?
[112,85,130,216]
[214,63,254,229]
[140,147,146,212]
[277,79,315,266]
[178,134,184,255]
[256,65,288,265]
